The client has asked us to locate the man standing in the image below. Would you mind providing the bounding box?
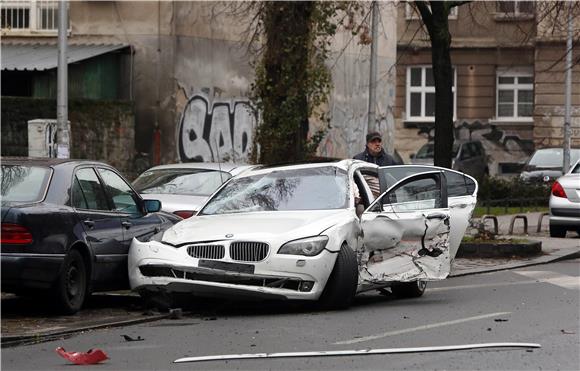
[353,132,398,166]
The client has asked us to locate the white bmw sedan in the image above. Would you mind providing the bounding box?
[129,160,477,309]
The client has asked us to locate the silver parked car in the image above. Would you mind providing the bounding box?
[520,148,580,184]
[132,163,255,219]
[549,159,580,237]
[411,140,488,179]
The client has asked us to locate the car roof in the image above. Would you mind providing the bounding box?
[1,157,108,167]
[141,162,254,173]
[236,159,355,177]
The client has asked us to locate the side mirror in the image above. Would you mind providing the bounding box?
[409,153,415,159]
[144,199,161,213]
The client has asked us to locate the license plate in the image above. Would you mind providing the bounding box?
[198,260,255,274]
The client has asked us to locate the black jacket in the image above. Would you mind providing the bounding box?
[353,148,398,166]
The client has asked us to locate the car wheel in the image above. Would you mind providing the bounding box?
[391,280,427,298]
[54,250,87,314]
[318,243,358,310]
[549,224,567,238]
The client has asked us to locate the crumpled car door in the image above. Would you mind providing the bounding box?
[360,171,451,284]
[377,165,478,259]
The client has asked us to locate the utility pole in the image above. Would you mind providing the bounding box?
[367,1,379,135]
[563,3,572,173]
[56,0,70,158]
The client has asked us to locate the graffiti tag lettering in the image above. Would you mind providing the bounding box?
[177,94,256,162]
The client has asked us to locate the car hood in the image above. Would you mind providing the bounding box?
[161,209,351,245]
[140,193,208,213]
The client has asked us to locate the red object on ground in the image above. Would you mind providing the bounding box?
[56,347,109,365]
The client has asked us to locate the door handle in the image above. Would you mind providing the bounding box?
[426,212,448,220]
[450,203,468,209]
[121,221,132,229]
[83,219,95,228]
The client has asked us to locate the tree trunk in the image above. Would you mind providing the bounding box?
[259,2,313,164]
[428,2,454,168]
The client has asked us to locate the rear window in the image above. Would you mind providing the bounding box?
[529,149,580,168]
[133,169,231,196]
[1,165,52,202]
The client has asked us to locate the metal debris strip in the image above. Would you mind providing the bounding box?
[174,342,541,363]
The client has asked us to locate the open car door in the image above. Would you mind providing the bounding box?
[360,171,451,286]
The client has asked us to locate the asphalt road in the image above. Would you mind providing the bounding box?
[2,259,579,371]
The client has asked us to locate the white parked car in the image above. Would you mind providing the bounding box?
[129,160,477,309]
[132,163,255,219]
[549,159,580,237]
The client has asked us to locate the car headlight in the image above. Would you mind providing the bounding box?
[278,236,329,256]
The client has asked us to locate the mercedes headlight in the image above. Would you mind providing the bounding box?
[278,236,329,256]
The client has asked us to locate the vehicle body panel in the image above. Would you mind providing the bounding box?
[1,157,175,296]
[129,160,477,304]
[549,160,580,232]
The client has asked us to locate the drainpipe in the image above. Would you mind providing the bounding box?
[56,0,69,158]
[367,1,379,135]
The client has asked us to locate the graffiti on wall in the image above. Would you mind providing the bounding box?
[177,94,256,162]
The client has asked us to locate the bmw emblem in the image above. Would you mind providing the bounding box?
[225,234,234,238]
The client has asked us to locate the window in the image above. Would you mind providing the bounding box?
[97,168,141,215]
[73,168,110,211]
[496,1,534,18]
[1,0,63,34]
[406,66,456,122]
[405,3,458,20]
[496,69,533,120]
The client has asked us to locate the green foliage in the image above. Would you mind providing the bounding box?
[248,1,368,165]
[477,176,551,206]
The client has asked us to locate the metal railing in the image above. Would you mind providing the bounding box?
[1,0,61,33]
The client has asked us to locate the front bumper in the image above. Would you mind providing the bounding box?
[1,253,65,291]
[129,239,338,301]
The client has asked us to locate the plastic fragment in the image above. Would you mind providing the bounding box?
[56,347,109,365]
[494,319,509,322]
[122,335,145,342]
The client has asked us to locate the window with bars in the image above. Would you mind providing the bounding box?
[496,70,534,119]
[1,0,62,33]
[406,66,456,122]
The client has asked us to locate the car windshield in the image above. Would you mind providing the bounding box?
[415,143,459,159]
[200,166,349,215]
[133,169,231,196]
[1,165,52,202]
[528,149,580,168]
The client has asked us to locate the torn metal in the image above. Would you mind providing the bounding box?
[174,342,541,363]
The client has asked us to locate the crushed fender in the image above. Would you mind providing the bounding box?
[56,347,109,365]
[174,342,541,363]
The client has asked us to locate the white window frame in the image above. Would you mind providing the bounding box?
[495,68,534,122]
[1,0,65,35]
[406,65,457,123]
[405,3,458,20]
[495,1,535,19]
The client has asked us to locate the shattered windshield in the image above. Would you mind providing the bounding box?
[200,166,348,215]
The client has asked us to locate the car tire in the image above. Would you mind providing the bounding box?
[391,280,427,298]
[549,224,567,238]
[54,250,87,314]
[318,243,358,310]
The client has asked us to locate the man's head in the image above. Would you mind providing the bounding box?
[366,132,383,156]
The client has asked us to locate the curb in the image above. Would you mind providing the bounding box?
[1,313,169,348]
[450,249,580,278]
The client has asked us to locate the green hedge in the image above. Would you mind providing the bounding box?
[477,176,551,207]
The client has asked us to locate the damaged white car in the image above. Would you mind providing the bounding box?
[129,160,477,309]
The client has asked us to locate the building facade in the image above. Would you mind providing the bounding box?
[395,1,580,175]
[2,1,398,168]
